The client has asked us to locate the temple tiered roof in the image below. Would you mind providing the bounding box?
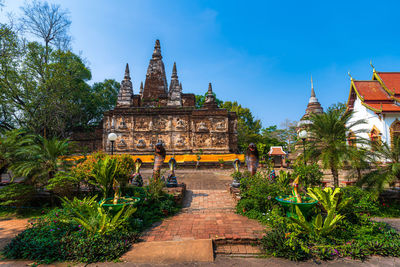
[347,68,400,113]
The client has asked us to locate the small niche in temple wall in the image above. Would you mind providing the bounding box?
[136,139,146,149]
[215,120,226,130]
[197,122,208,132]
[117,138,127,148]
[175,135,185,147]
[176,119,186,129]
[118,118,128,129]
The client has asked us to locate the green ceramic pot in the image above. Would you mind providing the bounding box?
[275,196,318,218]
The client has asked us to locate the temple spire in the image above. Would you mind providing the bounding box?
[303,77,323,116]
[116,63,133,107]
[167,62,182,106]
[172,62,177,78]
[204,82,218,109]
[311,75,315,97]
[152,39,162,59]
[142,39,168,102]
[207,83,213,95]
[139,81,144,95]
[124,63,130,80]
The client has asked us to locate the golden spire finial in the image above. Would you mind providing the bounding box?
[348,71,353,81]
[310,75,315,97]
[370,60,376,73]
[311,75,313,89]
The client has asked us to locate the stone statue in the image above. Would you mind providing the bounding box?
[112,178,120,204]
[130,158,143,187]
[153,142,166,181]
[246,143,259,175]
[231,159,241,188]
[166,158,178,187]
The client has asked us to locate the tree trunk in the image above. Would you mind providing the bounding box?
[356,168,362,181]
[331,167,339,188]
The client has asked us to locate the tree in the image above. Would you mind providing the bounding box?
[279,119,298,152]
[357,136,400,196]
[0,129,71,185]
[195,92,223,109]
[0,24,119,137]
[20,0,71,60]
[260,125,286,158]
[221,101,262,152]
[307,103,365,187]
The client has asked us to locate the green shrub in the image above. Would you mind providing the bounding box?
[47,171,80,198]
[0,183,36,207]
[237,171,291,216]
[261,225,310,261]
[292,163,323,188]
[3,208,76,263]
[72,152,135,192]
[61,231,136,263]
[3,177,181,264]
[61,195,137,235]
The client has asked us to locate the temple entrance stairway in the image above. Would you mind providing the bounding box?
[121,169,266,263]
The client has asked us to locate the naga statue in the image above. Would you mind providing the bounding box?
[130,158,143,187]
[291,176,302,203]
[166,158,178,187]
[231,159,241,188]
[112,178,120,204]
[153,142,166,181]
[245,143,259,176]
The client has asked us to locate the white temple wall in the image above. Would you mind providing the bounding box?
[349,97,400,148]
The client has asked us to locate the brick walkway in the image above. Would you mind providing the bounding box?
[141,179,265,242]
[0,218,28,250]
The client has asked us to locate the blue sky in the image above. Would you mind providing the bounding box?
[2,0,400,128]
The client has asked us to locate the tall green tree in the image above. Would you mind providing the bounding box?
[307,103,365,187]
[195,92,223,109]
[357,137,400,195]
[0,24,119,137]
[221,101,262,152]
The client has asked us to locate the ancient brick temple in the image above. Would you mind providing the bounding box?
[102,40,238,154]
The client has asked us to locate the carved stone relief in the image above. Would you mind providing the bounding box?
[175,135,185,147]
[215,120,226,130]
[136,117,149,130]
[136,139,146,149]
[176,119,186,130]
[197,122,208,132]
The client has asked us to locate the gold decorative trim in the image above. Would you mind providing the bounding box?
[373,72,395,96]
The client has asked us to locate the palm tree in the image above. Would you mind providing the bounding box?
[307,104,365,187]
[357,136,400,195]
[6,132,71,185]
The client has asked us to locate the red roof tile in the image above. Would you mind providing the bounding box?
[268,146,286,156]
[376,72,400,95]
[353,81,389,101]
[365,102,400,112]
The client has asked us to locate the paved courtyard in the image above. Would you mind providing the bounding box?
[0,218,28,250]
[138,170,265,242]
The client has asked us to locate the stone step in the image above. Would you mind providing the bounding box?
[213,238,262,256]
[214,244,262,256]
[121,239,214,263]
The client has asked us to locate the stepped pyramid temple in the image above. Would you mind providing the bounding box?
[346,66,400,148]
[102,40,238,154]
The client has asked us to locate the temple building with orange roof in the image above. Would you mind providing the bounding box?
[347,65,400,148]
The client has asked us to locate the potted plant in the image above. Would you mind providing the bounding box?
[218,158,225,169]
[275,176,318,218]
[90,156,140,213]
